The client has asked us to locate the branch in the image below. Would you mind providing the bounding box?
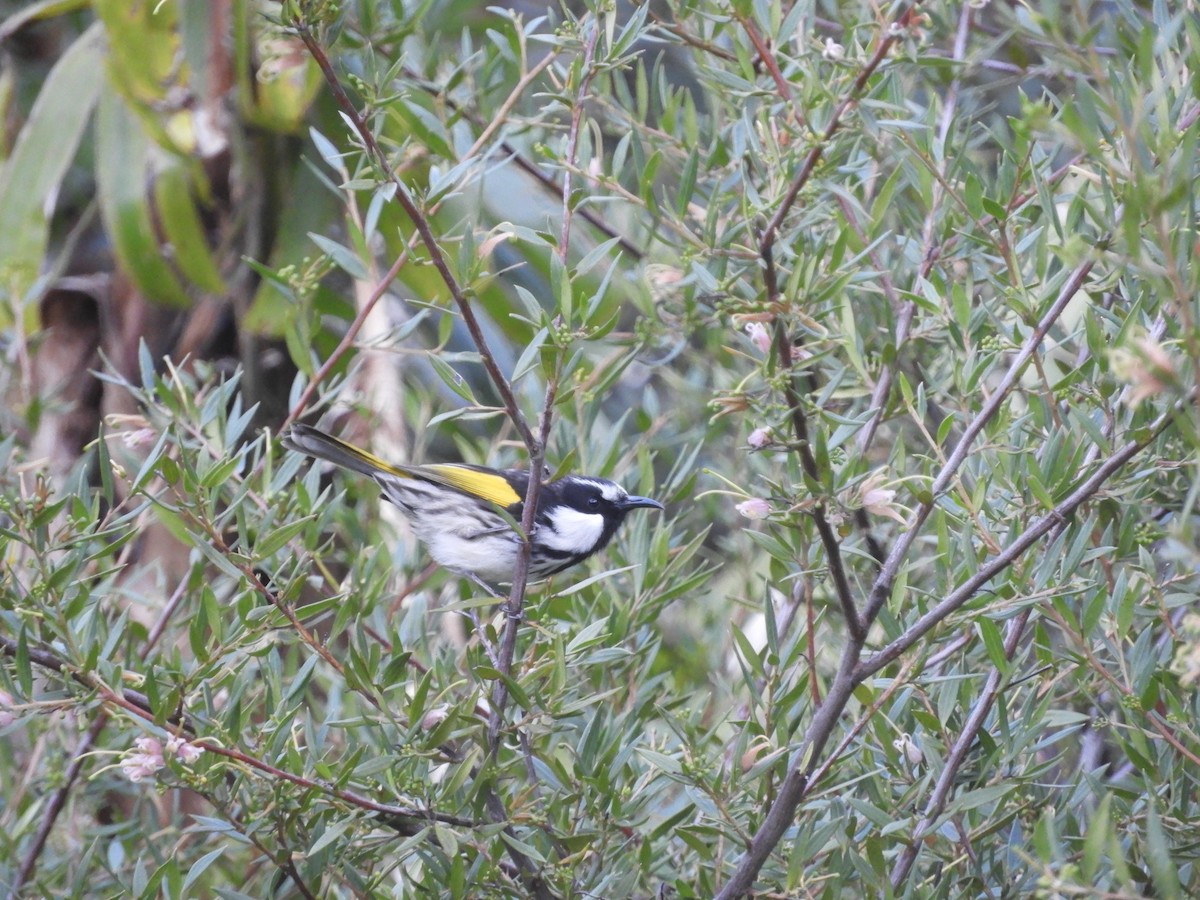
[734,15,796,108]
[716,397,1177,897]
[0,633,468,830]
[487,13,595,762]
[888,608,1032,887]
[760,242,864,639]
[283,242,413,426]
[858,403,1179,679]
[860,256,1097,627]
[852,1,969,459]
[488,375,558,752]
[559,25,600,258]
[751,5,926,643]
[9,576,191,895]
[759,3,922,259]
[10,712,110,893]
[292,20,537,452]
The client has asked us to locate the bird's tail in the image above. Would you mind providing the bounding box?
[281,424,409,480]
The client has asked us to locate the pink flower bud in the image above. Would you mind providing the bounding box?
[121,737,166,782]
[166,735,204,764]
[736,498,771,520]
[744,322,772,354]
[747,427,772,449]
[893,732,924,766]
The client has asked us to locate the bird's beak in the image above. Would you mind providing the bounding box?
[620,495,664,511]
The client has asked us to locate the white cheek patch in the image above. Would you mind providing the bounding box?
[543,507,606,554]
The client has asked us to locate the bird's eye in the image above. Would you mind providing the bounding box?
[588,496,600,509]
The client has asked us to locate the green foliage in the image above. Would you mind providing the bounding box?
[3,0,1200,897]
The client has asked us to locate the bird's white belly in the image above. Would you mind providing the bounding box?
[420,523,521,582]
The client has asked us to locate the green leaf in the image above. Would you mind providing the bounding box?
[181,848,225,894]
[428,355,476,403]
[391,97,454,160]
[308,233,369,280]
[96,87,191,308]
[255,516,317,559]
[153,163,226,293]
[1144,798,1182,900]
[1081,793,1112,882]
[0,23,104,301]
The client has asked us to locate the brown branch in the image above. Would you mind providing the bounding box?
[858,403,1178,680]
[759,3,922,259]
[292,20,537,452]
[488,375,559,751]
[733,15,795,106]
[649,17,737,62]
[488,13,595,766]
[8,576,192,895]
[716,243,1132,897]
[292,22,582,897]
[204,526,349,679]
[10,712,110,895]
[559,25,601,260]
[761,241,864,640]
[283,243,413,427]
[716,396,1177,898]
[0,634,469,830]
[888,607,1033,887]
[860,256,1096,627]
[750,6,927,645]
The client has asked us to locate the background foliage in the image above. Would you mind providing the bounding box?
[3,0,1200,897]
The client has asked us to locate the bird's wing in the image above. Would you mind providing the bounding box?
[284,424,523,507]
[418,464,523,507]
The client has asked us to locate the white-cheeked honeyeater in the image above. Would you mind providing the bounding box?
[281,424,663,584]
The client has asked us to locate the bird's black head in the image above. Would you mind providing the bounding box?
[531,476,664,575]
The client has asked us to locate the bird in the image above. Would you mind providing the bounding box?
[280,424,664,586]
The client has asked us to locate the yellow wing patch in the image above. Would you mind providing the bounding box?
[421,464,522,506]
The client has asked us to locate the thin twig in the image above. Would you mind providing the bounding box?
[559,25,601,258]
[759,4,922,259]
[8,576,192,897]
[488,17,597,754]
[293,21,536,451]
[805,651,923,791]
[858,403,1178,678]
[0,635,468,829]
[293,20,579,898]
[463,53,558,163]
[1039,603,1200,768]
[488,375,559,753]
[750,5,926,641]
[283,244,413,427]
[8,712,109,899]
[761,241,864,639]
[860,256,1097,626]
[846,3,974,572]
[889,608,1033,887]
[716,395,1176,898]
[734,15,795,107]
